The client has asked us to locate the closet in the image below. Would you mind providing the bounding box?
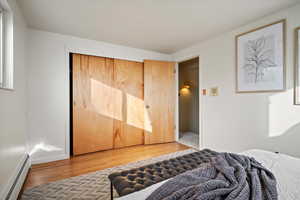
[72,53,175,155]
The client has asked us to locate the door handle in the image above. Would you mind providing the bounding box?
[146,105,150,109]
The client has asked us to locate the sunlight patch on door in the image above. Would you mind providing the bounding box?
[91,79,152,132]
[91,79,123,121]
[126,93,144,130]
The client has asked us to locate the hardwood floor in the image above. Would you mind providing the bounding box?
[23,142,189,189]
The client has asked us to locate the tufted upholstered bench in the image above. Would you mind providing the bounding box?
[108,149,218,199]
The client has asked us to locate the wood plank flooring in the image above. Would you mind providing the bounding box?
[23,142,189,189]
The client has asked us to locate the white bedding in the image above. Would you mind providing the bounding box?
[118,149,300,200]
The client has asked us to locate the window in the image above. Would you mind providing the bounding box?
[0,11,3,88]
[0,3,13,90]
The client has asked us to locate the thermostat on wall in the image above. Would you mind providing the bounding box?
[210,87,219,96]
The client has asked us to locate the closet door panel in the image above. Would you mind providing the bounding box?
[73,54,114,155]
[113,59,144,148]
[144,60,176,144]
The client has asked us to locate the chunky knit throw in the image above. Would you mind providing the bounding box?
[146,153,278,200]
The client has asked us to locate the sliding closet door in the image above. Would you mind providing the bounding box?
[144,60,176,144]
[113,59,144,148]
[72,54,115,155]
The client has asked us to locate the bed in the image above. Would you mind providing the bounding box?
[117,149,300,200]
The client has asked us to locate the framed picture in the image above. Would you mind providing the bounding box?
[295,27,300,105]
[236,20,286,93]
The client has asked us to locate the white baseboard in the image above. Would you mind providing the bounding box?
[2,154,31,200]
[31,154,69,164]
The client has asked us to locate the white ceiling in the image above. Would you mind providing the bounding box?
[18,0,299,53]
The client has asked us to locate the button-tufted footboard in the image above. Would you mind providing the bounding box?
[108,149,218,199]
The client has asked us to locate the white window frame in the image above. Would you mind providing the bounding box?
[0,0,13,90]
[0,10,3,88]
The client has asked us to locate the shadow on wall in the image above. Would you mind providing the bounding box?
[266,122,300,157]
[266,89,300,157]
[268,89,300,138]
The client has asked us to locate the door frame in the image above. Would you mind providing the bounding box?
[65,46,174,159]
[175,56,203,149]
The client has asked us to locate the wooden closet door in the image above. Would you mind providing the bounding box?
[113,59,144,148]
[72,54,115,155]
[144,60,176,144]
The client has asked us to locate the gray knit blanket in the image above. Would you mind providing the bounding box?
[146,153,277,200]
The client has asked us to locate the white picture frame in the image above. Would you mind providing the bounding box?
[236,20,286,93]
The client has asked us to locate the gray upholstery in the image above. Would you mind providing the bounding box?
[108,149,218,197]
[146,153,278,200]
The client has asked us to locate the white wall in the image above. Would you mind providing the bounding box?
[26,2,300,163]
[0,0,28,198]
[173,4,300,157]
[27,30,172,164]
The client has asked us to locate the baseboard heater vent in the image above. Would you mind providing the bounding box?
[5,154,30,200]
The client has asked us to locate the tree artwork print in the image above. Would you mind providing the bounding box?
[236,20,285,93]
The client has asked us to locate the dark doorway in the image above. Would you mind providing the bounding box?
[178,57,199,148]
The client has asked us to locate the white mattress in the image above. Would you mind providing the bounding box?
[118,149,300,200]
